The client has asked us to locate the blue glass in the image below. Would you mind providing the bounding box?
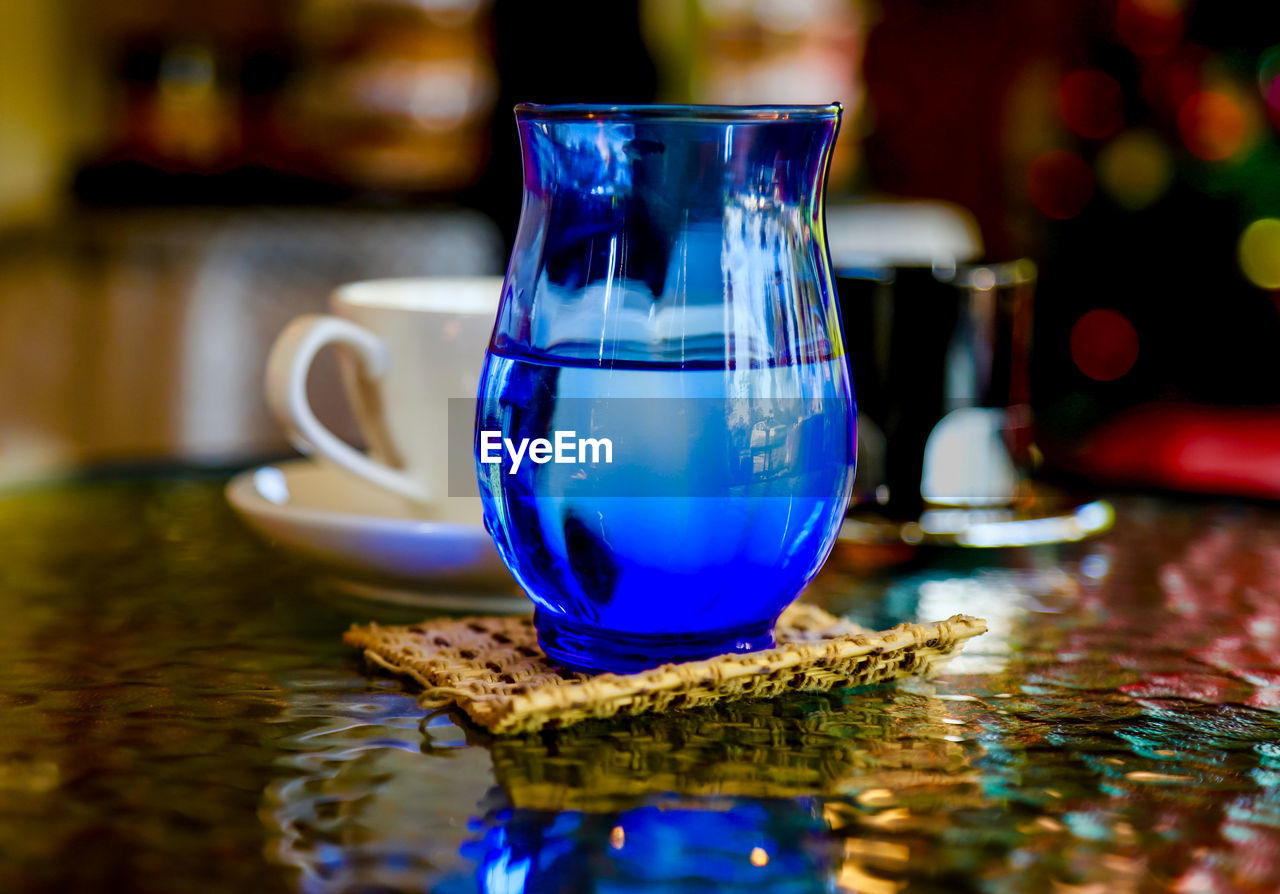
[476,103,855,673]
[469,796,832,894]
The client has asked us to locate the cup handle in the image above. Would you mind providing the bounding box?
[265,314,428,502]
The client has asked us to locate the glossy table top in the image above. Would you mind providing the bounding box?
[2,476,1279,892]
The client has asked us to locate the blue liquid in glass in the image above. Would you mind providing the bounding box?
[476,348,854,673]
[482,103,851,673]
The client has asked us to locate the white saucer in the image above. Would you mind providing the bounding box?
[226,458,527,611]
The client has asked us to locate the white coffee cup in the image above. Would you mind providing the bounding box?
[265,277,501,524]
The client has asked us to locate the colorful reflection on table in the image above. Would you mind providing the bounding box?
[261,495,1280,893]
[3,481,1280,891]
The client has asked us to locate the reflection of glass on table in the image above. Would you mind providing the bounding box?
[4,477,1280,891]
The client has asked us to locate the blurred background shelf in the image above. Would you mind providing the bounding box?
[0,207,503,481]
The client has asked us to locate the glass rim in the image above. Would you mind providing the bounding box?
[514,102,843,122]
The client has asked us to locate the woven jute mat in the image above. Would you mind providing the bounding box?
[344,604,987,735]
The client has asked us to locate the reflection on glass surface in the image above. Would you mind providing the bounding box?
[469,796,831,894]
[4,481,1280,890]
[264,681,493,894]
[250,505,1280,893]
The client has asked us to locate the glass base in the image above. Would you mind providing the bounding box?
[534,609,777,675]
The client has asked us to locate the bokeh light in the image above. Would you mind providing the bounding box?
[1258,45,1280,95]
[1071,309,1140,382]
[1116,0,1184,58]
[1059,70,1124,140]
[1266,77,1280,129]
[1098,129,1174,209]
[1238,218,1280,290]
[1028,150,1094,219]
[1260,48,1280,130]
[1177,90,1249,161]
[1141,45,1208,115]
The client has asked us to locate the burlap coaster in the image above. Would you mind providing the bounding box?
[344,604,987,735]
